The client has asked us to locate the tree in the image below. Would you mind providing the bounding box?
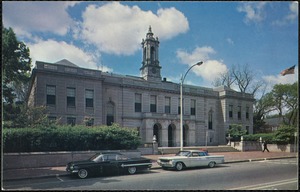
[253,82,298,132]
[2,27,32,121]
[213,64,264,96]
[253,86,278,133]
[270,82,298,126]
[226,124,247,141]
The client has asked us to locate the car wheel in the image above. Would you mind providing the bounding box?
[175,162,184,171]
[78,169,88,179]
[208,161,215,168]
[128,167,137,174]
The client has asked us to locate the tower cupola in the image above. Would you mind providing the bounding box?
[140,26,162,82]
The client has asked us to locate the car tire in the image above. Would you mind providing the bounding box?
[128,167,137,174]
[78,169,89,179]
[208,161,215,168]
[175,162,184,171]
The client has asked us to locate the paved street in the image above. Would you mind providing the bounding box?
[3,158,298,190]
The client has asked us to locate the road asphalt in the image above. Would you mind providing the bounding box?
[3,151,297,181]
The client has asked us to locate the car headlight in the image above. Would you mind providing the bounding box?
[70,165,79,170]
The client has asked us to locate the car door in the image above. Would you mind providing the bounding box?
[198,152,209,166]
[102,154,119,175]
[190,152,201,167]
[93,155,111,175]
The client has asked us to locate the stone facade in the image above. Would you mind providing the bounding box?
[27,27,254,147]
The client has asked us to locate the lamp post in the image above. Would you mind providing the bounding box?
[180,61,203,151]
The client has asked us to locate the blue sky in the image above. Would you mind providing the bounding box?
[3,1,298,94]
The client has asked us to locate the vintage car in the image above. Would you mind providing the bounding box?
[157,150,224,171]
[66,152,152,179]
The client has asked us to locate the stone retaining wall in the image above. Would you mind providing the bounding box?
[231,141,296,152]
[3,150,141,170]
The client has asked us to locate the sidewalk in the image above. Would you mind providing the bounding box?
[3,151,297,181]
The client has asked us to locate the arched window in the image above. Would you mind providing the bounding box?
[168,124,176,147]
[106,102,115,126]
[150,46,155,62]
[143,47,146,62]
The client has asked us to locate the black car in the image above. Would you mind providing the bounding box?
[66,152,152,179]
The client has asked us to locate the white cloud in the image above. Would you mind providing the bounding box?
[77,2,189,55]
[28,39,112,72]
[226,38,234,45]
[176,46,216,64]
[237,2,267,24]
[2,1,76,36]
[176,46,228,82]
[272,2,298,26]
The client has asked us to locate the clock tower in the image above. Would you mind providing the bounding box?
[140,26,162,81]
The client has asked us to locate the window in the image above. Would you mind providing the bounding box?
[150,95,157,113]
[67,88,76,107]
[165,97,171,114]
[238,106,241,120]
[150,46,155,62]
[246,126,249,134]
[192,152,199,157]
[208,111,213,130]
[67,117,76,126]
[46,85,56,105]
[229,105,233,118]
[191,99,196,115]
[135,93,142,112]
[107,102,114,126]
[246,106,249,119]
[85,89,94,108]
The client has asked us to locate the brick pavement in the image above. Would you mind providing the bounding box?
[3,151,297,181]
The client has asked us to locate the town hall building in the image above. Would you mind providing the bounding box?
[27,27,254,147]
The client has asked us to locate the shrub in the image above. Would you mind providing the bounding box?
[273,125,296,144]
[227,124,247,141]
[3,124,141,153]
[243,133,274,143]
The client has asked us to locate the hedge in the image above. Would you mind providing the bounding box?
[3,124,141,153]
[241,125,296,144]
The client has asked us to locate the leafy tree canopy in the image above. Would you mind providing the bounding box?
[2,27,32,122]
[2,27,31,103]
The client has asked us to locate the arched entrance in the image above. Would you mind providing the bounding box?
[183,124,189,146]
[153,123,162,147]
[168,124,176,147]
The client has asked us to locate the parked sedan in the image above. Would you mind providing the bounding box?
[157,150,224,171]
[66,152,152,179]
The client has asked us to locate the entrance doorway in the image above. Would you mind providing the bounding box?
[183,124,189,146]
[168,124,176,147]
[153,123,162,146]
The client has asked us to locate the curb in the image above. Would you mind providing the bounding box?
[3,156,296,181]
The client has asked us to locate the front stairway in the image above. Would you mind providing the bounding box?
[157,146,240,154]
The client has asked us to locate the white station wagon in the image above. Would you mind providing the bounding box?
[157,150,225,171]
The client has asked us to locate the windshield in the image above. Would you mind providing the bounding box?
[175,151,191,157]
[89,154,104,162]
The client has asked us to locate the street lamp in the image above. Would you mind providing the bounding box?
[180,61,203,151]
